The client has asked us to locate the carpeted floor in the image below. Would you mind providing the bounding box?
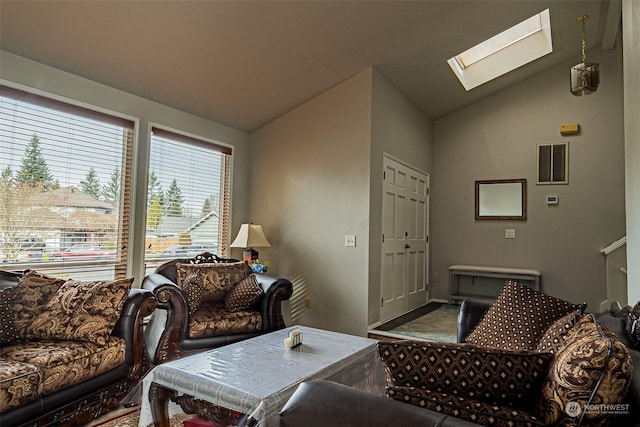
[371,303,460,342]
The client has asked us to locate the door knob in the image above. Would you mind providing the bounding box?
[405,243,411,249]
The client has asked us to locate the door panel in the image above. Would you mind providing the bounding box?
[381,156,429,321]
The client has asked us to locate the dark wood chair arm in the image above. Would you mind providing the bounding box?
[142,273,191,365]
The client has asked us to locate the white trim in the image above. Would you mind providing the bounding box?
[601,236,627,255]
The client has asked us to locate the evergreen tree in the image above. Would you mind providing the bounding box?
[201,195,213,217]
[147,171,164,208]
[146,196,163,230]
[164,179,184,217]
[80,167,101,199]
[16,134,55,188]
[103,167,121,201]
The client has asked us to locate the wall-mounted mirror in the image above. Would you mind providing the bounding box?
[475,179,527,220]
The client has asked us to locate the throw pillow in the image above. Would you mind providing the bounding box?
[627,301,640,349]
[181,273,204,315]
[225,274,263,312]
[27,277,133,346]
[465,281,586,351]
[0,288,20,344]
[177,261,248,303]
[536,314,633,426]
[11,270,66,339]
[536,309,582,354]
[378,340,553,412]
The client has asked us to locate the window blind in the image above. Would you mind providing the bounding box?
[0,85,134,280]
[144,127,232,272]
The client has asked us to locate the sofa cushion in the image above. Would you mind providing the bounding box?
[0,337,126,399]
[181,273,204,314]
[0,359,42,412]
[465,281,586,351]
[177,261,249,303]
[378,341,553,412]
[536,309,582,354]
[536,314,633,426]
[225,274,263,312]
[0,288,20,344]
[386,386,545,427]
[11,270,66,339]
[188,302,262,338]
[27,277,133,345]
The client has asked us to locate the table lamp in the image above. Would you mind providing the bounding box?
[230,223,271,263]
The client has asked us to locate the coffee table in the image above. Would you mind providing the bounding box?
[138,326,385,427]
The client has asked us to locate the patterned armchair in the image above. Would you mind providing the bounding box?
[142,253,293,365]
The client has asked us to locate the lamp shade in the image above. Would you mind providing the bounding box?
[230,224,271,248]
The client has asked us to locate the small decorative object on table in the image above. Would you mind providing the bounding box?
[249,259,271,274]
[284,327,303,348]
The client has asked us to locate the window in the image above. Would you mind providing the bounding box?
[447,9,553,91]
[144,127,231,272]
[537,142,568,184]
[0,85,134,280]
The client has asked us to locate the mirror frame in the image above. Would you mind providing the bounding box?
[475,178,527,220]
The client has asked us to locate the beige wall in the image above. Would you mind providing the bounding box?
[0,50,252,282]
[368,69,433,325]
[431,46,625,310]
[248,69,373,335]
[623,0,640,304]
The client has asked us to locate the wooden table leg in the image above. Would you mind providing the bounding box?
[149,383,174,427]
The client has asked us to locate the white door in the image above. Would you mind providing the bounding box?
[381,156,429,321]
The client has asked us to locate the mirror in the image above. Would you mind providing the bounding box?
[475,179,527,220]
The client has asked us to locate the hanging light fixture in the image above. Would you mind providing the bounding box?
[570,15,599,96]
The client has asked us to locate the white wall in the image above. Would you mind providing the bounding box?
[248,69,373,335]
[368,69,433,324]
[431,47,625,310]
[0,50,251,282]
[623,0,640,304]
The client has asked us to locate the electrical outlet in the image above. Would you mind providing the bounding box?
[345,235,356,247]
[505,229,516,239]
[433,271,441,282]
[304,298,311,308]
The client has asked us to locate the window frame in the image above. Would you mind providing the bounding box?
[0,84,136,279]
[143,125,233,273]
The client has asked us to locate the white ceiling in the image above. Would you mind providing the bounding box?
[0,1,619,133]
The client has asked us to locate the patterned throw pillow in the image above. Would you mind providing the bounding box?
[536,310,582,354]
[177,261,248,303]
[465,281,586,351]
[181,273,204,315]
[378,341,553,412]
[11,270,66,339]
[27,277,133,346]
[536,314,633,426]
[0,288,20,344]
[225,274,263,312]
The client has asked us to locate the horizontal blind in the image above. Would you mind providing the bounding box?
[144,127,231,271]
[0,85,133,280]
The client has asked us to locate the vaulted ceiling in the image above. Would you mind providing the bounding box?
[0,1,620,132]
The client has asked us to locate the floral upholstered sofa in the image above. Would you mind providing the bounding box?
[0,269,155,426]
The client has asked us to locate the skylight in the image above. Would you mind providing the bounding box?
[448,9,553,91]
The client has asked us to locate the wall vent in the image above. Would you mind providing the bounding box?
[537,142,568,184]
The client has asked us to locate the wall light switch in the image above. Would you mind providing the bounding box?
[505,229,516,239]
[345,235,356,247]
